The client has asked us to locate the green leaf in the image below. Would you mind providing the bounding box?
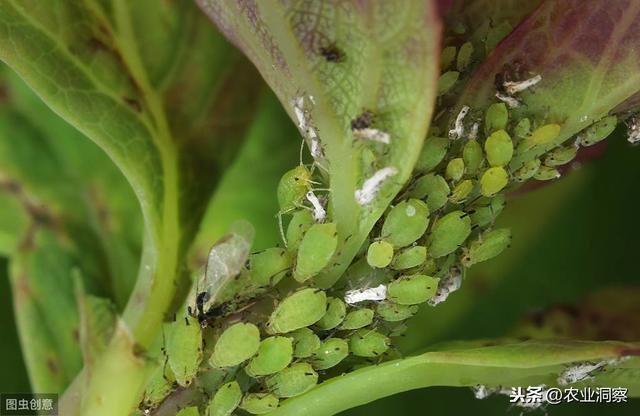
[198,0,442,287]
[272,340,640,416]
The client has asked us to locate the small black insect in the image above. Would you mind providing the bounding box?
[320,44,345,63]
[351,110,374,130]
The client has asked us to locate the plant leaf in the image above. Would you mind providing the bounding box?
[272,340,640,416]
[198,0,442,287]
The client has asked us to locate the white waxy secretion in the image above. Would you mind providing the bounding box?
[355,167,398,205]
[557,358,624,386]
[495,92,520,108]
[628,116,640,144]
[353,128,391,144]
[468,122,479,140]
[305,191,326,223]
[503,74,542,94]
[428,269,462,306]
[344,284,387,305]
[449,105,470,140]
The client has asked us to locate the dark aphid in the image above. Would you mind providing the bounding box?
[351,110,374,130]
[319,44,345,63]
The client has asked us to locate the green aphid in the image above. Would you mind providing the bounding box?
[480,166,509,196]
[165,315,202,387]
[445,158,465,181]
[341,308,374,330]
[581,115,617,146]
[286,210,315,251]
[391,246,427,270]
[545,145,578,166]
[293,223,338,282]
[427,210,472,258]
[266,362,318,398]
[177,407,200,416]
[485,21,512,53]
[376,302,418,322]
[534,165,561,181]
[449,179,474,204]
[519,124,562,152]
[438,71,460,95]
[470,195,505,227]
[239,393,279,415]
[366,240,394,268]
[349,329,390,357]
[415,137,449,172]
[440,46,457,70]
[289,328,321,358]
[381,199,430,248]
[267,288,327,334]
[141,364,176,410]
[277,165,312,211]
[311,338,349,370]
[387,274,439,305]
[513,159,541,182]
[245,336,293,377]
[463,139,484,174]
[461,228,512,268]
[456,41,474,71]
[207,381,242,416]
[484,129,513,166]
[514,117,531,139]
[420,257,437,275]
[210,323,260,368]
[484,103,508,134]
[250,248,291,286]
[409,174,450,212]
[315,297,346,330]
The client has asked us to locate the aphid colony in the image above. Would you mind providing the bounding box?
[137,37,631,416]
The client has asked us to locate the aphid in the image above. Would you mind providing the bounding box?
[484,129,513,167]
[319,44,344,63]
[438,71,460,96]
[557,359,619,386]
[267,288,327,334]
[580,115,617,146]
[293,223,338,282]
[351,110,374,130]
[311,338,349,370]
[390,245,427,270]
[353,128,391,144]
[409,174,449,210]
[494,91,520,108]
[440,46,457,70]
[514,117,531,139]
[141,364,177,411]
[480,166,508,197]
[387,274,439,305]
[375,302,418,322]
[278,165,313,212]
[245,336,294,377]
[366,240,394,268]
[533,165,561,181]
[456,42,474,71]
[519,124,561,152]
[349,329,390,357]
[176,407,199,416]
[544,145,577,166]
[239,393,280,415]
[305,190,326,222]
[503,74,542,94]
[449,179,474,204]
[427,210,472,258]
[165,315,202,387]
[210,323,261,368]
[627,115,640,144]
[445,158,465,181]
[266,362,319,398]
[289,328,321,358]
[484,103,508,134]
[381,199,430,248]
[470,195,505,227]
[449,105,470,140]
[249,248,291,286]
[415,137,449,172]
[463,140,484,175]
[428,268,462,306]
[461,228,512,268]
[485,21,513,53]
[355,167,398,205]
[206,381,242,416]
[315,297,347,330]
[193,223,253,325]
[285,209,315,251]
[344,284,387,305]
[512,159,541,182]
[340,308,374,330]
